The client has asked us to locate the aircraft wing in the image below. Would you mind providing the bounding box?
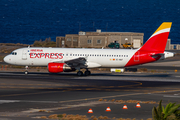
[64,57,87,68]
[49,56,88,68]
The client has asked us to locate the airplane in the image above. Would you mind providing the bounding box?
[3,22,174,76]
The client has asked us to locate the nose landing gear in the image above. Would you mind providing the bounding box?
[25,66,28,74]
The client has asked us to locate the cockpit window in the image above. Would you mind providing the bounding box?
[11,52,17,55]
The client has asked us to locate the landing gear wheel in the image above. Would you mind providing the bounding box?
[25,66,29,75]
[77,71,83,76]
[84,71,91,76]
[25,71,28,75]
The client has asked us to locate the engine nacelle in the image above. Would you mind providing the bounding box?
[48,63,72,73]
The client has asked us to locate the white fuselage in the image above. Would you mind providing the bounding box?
[4,47,137,68]
[4,47,174,69]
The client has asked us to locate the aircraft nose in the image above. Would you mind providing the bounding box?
[3,55,10,63]
[3,56,7,62]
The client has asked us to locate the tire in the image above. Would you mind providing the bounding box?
[84,71,91,76]
[25,71,28,75]
[77,71,83,76]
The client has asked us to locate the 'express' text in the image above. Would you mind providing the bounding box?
[30,53,63,59]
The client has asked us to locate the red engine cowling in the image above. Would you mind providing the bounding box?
[48,63,66,73]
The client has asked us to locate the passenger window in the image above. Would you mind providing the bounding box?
[112,55,113,57]
[114,55,116,57]
[15,52,17,55]
[109,55,111,57]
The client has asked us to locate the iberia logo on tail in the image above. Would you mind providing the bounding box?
[125,22,172,67]
[140,22,172,52]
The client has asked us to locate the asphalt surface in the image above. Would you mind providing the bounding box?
[0,53,179,120]
[0,71,180,120]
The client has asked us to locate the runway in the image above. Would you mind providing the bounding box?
[0,72,180,120]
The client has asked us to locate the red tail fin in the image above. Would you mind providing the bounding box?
[139,22,172,52]
[125,22,172,67]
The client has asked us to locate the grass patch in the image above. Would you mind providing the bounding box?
[38,110,46,112]
[138,68,148,72]
[150,70,157,73]
[98,99,157,104]
[48,114,58,119]
[33,38,56,47]
[40,116,47,119]
[40,113,153,120]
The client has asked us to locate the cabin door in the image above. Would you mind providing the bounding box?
[22,50,27,60]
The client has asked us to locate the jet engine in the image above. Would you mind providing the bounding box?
[48,63,73,73]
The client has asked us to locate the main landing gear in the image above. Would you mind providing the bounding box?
[84,70,91,76]
[77,69,91,76]
[77,71,83,76]
[25,66,28,75]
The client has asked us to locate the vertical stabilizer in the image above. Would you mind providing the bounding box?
[125,22,172,67]
[139,22,172,52]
